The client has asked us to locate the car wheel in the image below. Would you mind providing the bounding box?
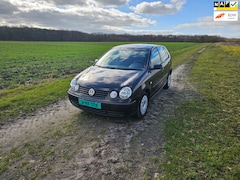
[163,72,171,89]
[136,92,149,118]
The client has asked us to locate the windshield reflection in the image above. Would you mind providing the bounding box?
[96,48,149,70]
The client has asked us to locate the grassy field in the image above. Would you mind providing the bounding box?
[163,43,240,179]
[0,41,206,123]
[1,41,239,178]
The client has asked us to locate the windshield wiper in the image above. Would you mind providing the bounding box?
[105,66,118,69]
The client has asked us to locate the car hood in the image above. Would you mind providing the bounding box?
[76,66,145,89]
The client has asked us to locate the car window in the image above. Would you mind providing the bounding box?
[96,48,149,70]
[158,47,169,63]
[150,48,161,69]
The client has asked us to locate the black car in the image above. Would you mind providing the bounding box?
[68,44,172,118]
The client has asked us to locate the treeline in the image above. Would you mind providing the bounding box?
[0,26,226,42]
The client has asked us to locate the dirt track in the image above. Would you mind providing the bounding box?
[0,61,197,179]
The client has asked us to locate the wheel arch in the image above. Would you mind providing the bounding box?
[144,88,151,98]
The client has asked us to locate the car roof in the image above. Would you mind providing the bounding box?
[113,44,165,50]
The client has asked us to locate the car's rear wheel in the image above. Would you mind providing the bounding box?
[136,92,149,118]
[163,72,171,89]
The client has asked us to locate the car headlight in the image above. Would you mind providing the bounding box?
[70,79,80,91]
[119,87,132,100]
[70,79,77,87]
[74,84,79,91]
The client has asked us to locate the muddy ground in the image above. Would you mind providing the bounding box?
[0,60,198,179]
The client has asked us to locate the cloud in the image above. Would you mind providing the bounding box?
[102,26,176,35]
[132,0,186,15]
[170,0,186,10]
[176,15,240,30]
[44,0,129,6]
[91,0,130,6]
[0,0,18,15]
[45,0,87,6]
[175,15,240,38]
[1,0,155,33]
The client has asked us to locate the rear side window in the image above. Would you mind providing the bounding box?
[158,47,169,63]
[150,48,161,68]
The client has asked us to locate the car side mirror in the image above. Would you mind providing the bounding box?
[153,64,163,69]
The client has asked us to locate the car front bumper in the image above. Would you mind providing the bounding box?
[68,91,137,117]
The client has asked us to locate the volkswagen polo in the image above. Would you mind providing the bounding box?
[68,44,172,118]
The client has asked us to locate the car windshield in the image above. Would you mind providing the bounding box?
[95,48,149,70]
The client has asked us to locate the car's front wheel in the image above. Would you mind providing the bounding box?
[136,92,149,118]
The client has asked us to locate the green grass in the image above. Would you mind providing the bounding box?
[0,147,22,174]
[0,41,203,89]
[169,43,207,68]
[0,77,71,121]
[0,41,206,123]
[162,43,240,179]
[0,42,119,89]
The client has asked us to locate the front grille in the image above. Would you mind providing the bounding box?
[79,86,109,98]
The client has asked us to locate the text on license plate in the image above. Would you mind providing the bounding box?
[78,99,102,109]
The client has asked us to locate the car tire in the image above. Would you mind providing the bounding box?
[163,72,171,89]
[136,92,149,118]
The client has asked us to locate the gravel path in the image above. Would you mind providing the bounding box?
[0,61,198,179]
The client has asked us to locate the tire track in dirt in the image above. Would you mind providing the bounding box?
[0,60,198,179]
[0,99,78,151]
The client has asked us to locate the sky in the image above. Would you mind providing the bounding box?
[0,0,239,38]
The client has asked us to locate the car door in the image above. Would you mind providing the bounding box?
[148,48,165,95]
[158,46,171,85]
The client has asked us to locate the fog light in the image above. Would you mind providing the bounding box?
[110,91,118,98]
